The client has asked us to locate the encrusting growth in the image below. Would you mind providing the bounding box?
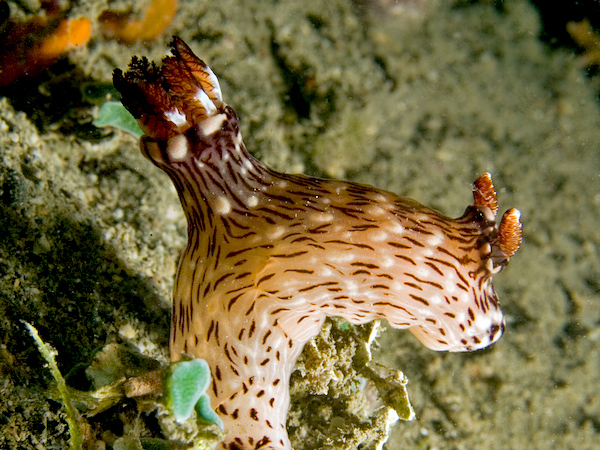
[114,37,522,450]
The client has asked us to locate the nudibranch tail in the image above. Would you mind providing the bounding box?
[115,38,522,450]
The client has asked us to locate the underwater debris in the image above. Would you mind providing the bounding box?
[567,19,600,68]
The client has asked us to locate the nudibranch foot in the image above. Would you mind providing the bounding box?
[114,37,522,450]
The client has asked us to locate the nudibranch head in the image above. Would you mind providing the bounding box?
[114,38,522,450]
[114,37,223,142]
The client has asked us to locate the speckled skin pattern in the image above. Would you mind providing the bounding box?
[114,38,522,450]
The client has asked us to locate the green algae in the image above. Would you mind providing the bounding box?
[25,322,84,450]
[166,358,222,428]
[94,101,144,138]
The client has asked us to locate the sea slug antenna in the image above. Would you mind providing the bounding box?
[114,37,522,450]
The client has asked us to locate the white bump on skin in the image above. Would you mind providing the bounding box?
[166,134,189,161]
[472,315,492,333]
[215,196,231,215]
[344,279,359,295]
[369,229,388,242]
[364,204,386,217]
[268,226,286,240]
[247,195,258,207]
[199,113,226,135]
[244,160,254,171]
[327,252,355,264]
[415,266,431,279]
[371,193,387,203]
[444,281,456,294]
[429,294,442,305]
[310,212,334,223]
[383,220,404,235]
[318,266,333,277]
[185,258,198,272]
[426,232,444,247]
[391,281,403,292]
[381,256,394,268]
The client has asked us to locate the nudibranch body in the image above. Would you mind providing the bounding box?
[114,38,522,450]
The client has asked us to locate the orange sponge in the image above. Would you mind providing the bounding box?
[0,17,91,86]
[100,0,178,43]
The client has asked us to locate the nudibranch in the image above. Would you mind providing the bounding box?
[114,38,522,450]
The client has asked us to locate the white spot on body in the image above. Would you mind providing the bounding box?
[381,256,394,268]
[426,232,444,247]
[344,279,359,295]
[215,196,231,215]
[429,295,443,305]
[415,266,431,279]
[166,134,189,161]
[268,226,286,240]
[369,229,388,242]
[391,281,405,292]
[383,220,404,235]
[318,266,333,277]
[423,247,435,258]
[327,251,355,264]
[247,195,258,207]
[371,193,387,203]
[184,258,198,275]
[444,276,456,292]
[472,315,492,334]
[199,113,226,136]
[310,212,334,223]
[364,205,386,217]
